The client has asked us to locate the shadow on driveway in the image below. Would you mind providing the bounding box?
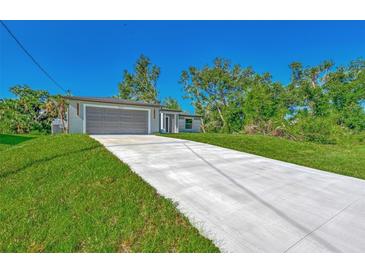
[183,143,342,252]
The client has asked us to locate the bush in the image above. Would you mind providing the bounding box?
[287,115,347,144]
[0,85,60,134]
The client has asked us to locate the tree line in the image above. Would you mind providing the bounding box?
[117,55,365,144]
[1,55,364,144]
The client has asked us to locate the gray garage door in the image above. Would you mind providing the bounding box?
[86,106,148,134]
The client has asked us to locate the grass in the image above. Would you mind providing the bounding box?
[0,134,218,252]
[162,133,365,180]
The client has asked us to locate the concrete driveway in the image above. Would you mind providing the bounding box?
[92,134,365,252]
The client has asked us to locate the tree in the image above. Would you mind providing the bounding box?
[242,77,288,134]
[45,95,69,133]
[286,59,365,132]
[117,55,160,103]
[179,57,365,140]
[325,59,365,130]
[287,60,334,118]
[180,58,244,132]
[162,97,181,110]
[180,58,286,133]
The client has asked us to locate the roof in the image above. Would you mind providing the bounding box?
[63,96,162,107]
[160,108,182,113]
[179,113,202,118]
[161,108,202,117]
[63,96,202,117]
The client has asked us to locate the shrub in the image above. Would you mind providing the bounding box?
[0,86,60,134]
[286,115,348,144]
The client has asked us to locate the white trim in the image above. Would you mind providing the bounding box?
[160,110,181,115]
[82,103,151,134]
[174,113,178,133]
[160,112,164,131]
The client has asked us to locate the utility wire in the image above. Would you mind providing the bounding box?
[0,20,67,92]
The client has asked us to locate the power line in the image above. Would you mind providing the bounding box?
[0,20,67,92]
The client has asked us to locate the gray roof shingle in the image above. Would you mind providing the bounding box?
[63,96,162,107]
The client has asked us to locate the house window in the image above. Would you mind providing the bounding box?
[153,109,156,119]
[76,103,80,116]
[185,118,193,129]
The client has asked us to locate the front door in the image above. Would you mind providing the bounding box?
[165,116,169,133]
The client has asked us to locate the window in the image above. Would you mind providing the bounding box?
[185,118,192,129]
[76,103,80,116]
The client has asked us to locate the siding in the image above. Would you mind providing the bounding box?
[178,116,201,133]
[68,101,83,133]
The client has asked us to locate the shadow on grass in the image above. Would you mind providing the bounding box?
[0,146,99,179]
[0,134,35,146]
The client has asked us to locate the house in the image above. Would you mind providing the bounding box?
[64,96,202,134]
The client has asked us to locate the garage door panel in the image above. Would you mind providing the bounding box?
[86,106,148,134]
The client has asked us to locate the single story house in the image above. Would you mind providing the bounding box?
[64,96,202,134]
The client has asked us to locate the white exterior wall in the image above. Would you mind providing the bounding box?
[178,116,201,133]
[68,100,83,133]
[67,99,160,134]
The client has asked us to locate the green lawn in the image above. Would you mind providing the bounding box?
[0,134,218,252]
[162,133,365,180]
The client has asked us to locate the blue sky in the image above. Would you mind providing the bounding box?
[1,21,364,112]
